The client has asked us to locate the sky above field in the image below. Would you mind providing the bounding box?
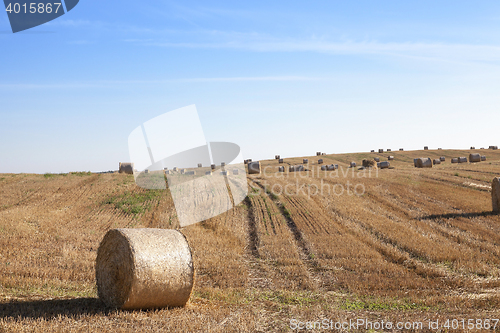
[1,1,500,173]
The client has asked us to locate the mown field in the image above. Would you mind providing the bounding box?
[0,148,500,332]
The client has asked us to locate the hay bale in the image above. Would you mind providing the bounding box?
[144,169,149,174]
[413,159,418,167]
[278,166,285,172]
[399,148,404,151]
[197,163,202,168]
[378,149,384,153]
[275,155,280,159]
[424,146,429,150]
[469,153,481,163]
[289,165,295,172]
[379,161,390,169]
[221,162,225,167]
[350,162,356,168]
[279,159,284,164]
[471,147,476,150]
[440,156,446,162]
[493,178,500,212]
[165,170,172,175]
[433,159,441,165]
[438,148,443,150]
[211,164,216,170]
[173,167,178,172]
[96,228,194,310]
[322,153,326,155]
[489,146,499,150]
[458,157,468,163]
[387,149,392,152]
[119,163,134,175]
[327,164,335,171]
[180,169,186,174]
[481,155,487,161]
[388,156,394,161]
[320,165,327,171]
[374,157,380,162]
[290,165,305,172]
[371,150,375,153]
[318,159,324,164]
[303,159,308,164]
[416,158,432,168]
[362,159,376,169]
[316,152,321,156]
[451,158,459,164]
[248,161,261,174]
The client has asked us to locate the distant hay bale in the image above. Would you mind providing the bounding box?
[438,148,442,150]
[221,162,225,167]
[320,165,327,171]
[416,158,432,168]
[362,159,376,169]
[316,152,321,156]
[278,166,285,172]
[399,148,404,151]
[350,162,356,168]
[451,158,459,163]
[279,159,284,164]
[173,167,178,172]
[493,178,500,212]
[387,149,392,152]
[327,164,335,171]
[433,159,441,165]
[197,163,202,168]
[211,164,216,170]
[379,161,390,169]
[165,170,172,175]
[180,169,186,174]
[424,146,429,150]
[119,163,134,175]
[470,147,476,150]
[322,153,326,155]
[481,155,487,161]
[469,153,481,163]
[458,157,468,163]
[248,161,261,174]
[374,157,380,162]
[96,228,194,310]
[489,146,499,150]
[303,159,309,164]
[275,155,280,160]
[144,170,149,174]
[318,159,324,164]
[371,150,375,153]
[378,149,384,153]
[290,165,305,172]
[440,156,446,162]
[248,159,253,162]
[388,156,394,161]
[289,165,295,172]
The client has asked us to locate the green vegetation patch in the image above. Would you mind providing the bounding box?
[43,173,67,178]
[70,171,92,176]
[340,297,430,311]
[102,190,164,216]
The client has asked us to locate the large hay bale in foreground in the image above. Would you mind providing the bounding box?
[119,163,134,175]
[362,159,377,169]
[248,161,261,174]
[416,158,432,168]
[96,228,194,310]
[469,153,481,163]
[493,178,500,212]
[379,161,390,169]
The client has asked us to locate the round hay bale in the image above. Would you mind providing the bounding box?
[451,158,459,163]
[374,157,380,162]
[275,155,280,159]
[416,158,432,168]
[350,162,356,168]
[211,164,216,170]
[440,156,446,162]
[387,149,392,152]
[371,150,375,153]
[173,167,178,172]
[289,165,295,172]
[379,161,390,169]
[119,163,134,175]
[318,159,323,164]
[469,153,481,163]
[399,148,404,151]
[470,147,476,150]
[433,159,441,165]
[316,152,321,156]
[279,159,284,164]
[320,165,327,171]
[197,163,202,168]
[327,164,335,171]
[303,159,309,164]
[424,146,429,150]
[378,149,384,153]
[493,177,500,212]
[362,159,377,169]
[388,156,394,161]
[278,166,285,172]
[413,158,418,167]
[458,157,468,163]
[96,228,194,310]
[481,155,487,161]
[248,161,261,174]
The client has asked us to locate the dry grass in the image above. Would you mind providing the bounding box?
[0,148,499,332]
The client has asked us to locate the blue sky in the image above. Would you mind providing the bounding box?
[1,1,500,173]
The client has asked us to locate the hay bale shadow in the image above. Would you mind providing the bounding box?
[419,211,499,220]
[0,298,111,320]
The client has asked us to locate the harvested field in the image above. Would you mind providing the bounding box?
[0,148,500,332]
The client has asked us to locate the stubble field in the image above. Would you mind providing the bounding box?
[0,148,499,332]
